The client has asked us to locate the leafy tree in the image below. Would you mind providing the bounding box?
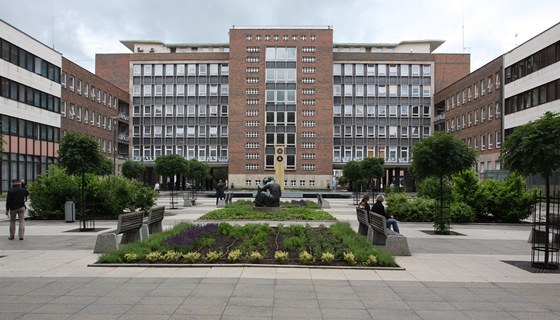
[58,132,111,218]
[361,157,384,191]
[411,132,477,233]
[186,159,211,189]
[122,160,145,181]
[501,112,560,265]
[58,132,107,175]
[154,154,187,185]
[341,161,363,191]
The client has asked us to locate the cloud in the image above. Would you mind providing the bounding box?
[2,0,559,73]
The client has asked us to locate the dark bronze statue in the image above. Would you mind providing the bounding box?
[254,176,282,207]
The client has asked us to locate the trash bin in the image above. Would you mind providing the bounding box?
[65,201,75,222]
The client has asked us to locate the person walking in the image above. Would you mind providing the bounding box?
[6,179,29,240]
[371,194,400,233]
[215,179,226,205]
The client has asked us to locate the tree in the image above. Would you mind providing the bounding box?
[186,159,211,190]
[411,132,477,233]
[58,132,111,220]
[122,160,145,181]
[58,132,107,176]
[501,111,560,202]
[154,154,187,188]
[501,112,560,266]
[342,161,363,191]
[361,157,384,191]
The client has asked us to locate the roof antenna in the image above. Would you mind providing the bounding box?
[461,0,470,53]
[50,0,55,49]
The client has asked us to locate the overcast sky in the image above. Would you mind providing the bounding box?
[2,0,559,73]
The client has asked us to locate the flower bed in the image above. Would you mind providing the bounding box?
[96,222,396,267]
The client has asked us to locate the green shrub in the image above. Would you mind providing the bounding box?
[298,251,315,264]
[28,168,157,220]
[417,176,452,200]
[387,194,435,222]
[452,170,481,212]
[479,172,534,222]
[28,166,81,219]
[450,202,476,223]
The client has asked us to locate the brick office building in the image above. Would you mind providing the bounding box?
[434,57,503,177]
[0,20,61,192]
[61,58,130,174]
[96,26,469,190]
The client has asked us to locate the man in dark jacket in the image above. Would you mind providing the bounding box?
[215,179,226,205]
[371,194,400,233]
[6,179,29,240]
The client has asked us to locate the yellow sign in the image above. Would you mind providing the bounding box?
[275,145,285,192]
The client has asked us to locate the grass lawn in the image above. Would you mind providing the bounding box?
[198,200,336,221]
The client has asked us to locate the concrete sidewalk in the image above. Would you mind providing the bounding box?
[1,197,559,319]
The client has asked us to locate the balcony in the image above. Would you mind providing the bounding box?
[434,113,445,122]
[118,113,129,122]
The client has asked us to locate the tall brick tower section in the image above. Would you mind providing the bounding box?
[228,28,334,188]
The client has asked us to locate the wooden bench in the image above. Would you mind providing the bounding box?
[93,211,145,253]
[356,208,370,236]
[367,211,410,256]
[140,206,165,239]
[316,193,330,208]
[182,192,197,207]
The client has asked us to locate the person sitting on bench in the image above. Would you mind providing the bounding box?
[371,194,400,233]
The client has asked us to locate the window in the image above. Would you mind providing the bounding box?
[165,105,173,116]
[401,105,409,117]
[378,105,386,117]
[378,126,386,137]
[69,104,75,119]
[400,126,408,137]
[61,101,66,117]
[69,76,74,91]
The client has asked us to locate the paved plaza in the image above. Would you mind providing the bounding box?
[1,195,560,319]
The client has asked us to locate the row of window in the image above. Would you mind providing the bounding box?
[333,125,430,138]
[1,115,60,142]
[133,125,228,138]
[132,145,228,161]
[504,79,560,115]
[132,64,229,77]
[0,76,61,113]
[62,73,118,108]
[245,163,316,171]
[333,105,431,117]
[334,84,430,97]
[61,101,115,132]
[0,38,61,83]
[132,84,229,97]
[447,103,501,132]
[505,41,560,84]
[1,153,56,192]
[445,73,501,110]
[334,64,431,77]
[133,105,228,117]
[465,131,502,151]
[246,34,317,42]
[245,153,316,160]
[333,146,410,164]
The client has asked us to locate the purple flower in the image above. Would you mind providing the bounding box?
[167,223,219,249]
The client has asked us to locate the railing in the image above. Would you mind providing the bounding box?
[434,113,445,121]
[118,113,129,121]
